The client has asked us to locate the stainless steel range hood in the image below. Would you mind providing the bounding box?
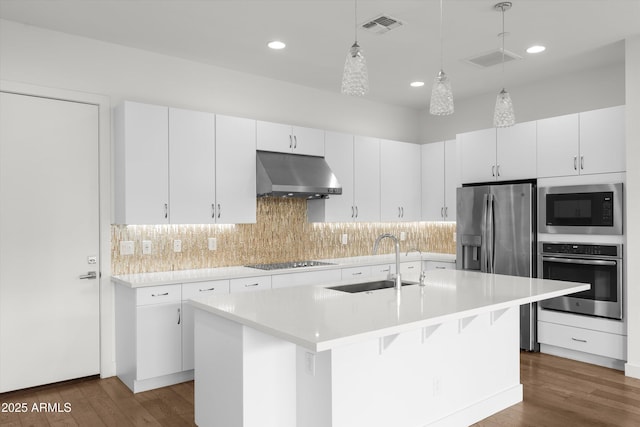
[256,150,342,199]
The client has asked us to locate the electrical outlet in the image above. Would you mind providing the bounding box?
[453,231,457,242]
[208,237,217,251]
[142,240,152,255]
[341,234,348,245]
[119,241,134,256]
[173,239,182,253]
[400,231,407,241]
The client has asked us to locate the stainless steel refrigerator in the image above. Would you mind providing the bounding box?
[456,182,538,351]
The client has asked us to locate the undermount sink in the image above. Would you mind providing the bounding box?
[328,280,416,294]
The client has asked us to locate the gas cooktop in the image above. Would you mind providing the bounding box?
[245,260,336,271]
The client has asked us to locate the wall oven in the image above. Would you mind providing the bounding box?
[539,183,623,234]
[538,242,623,319]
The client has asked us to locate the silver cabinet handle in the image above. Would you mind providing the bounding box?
[177,307,181,325]
[435,266,446,269]
[571,337,587,343]
[217,203,221,219]
[245,283,259,287]
[441,207,444,218]
[581,156,584,170]
[294,135,298,149]
[351,206,354,218]
[79,271,97,280]
[289,135,293,149]
[164,203,168,219]
[401,207,404,218]
[199,287,216,292]
[151,292,169,297]
[407,266,415,269]
[211,203,215,219]
[398,207,401,218]
[444,206,448,218]
[497,164,501,177]
[574,156,578,170]
[352,272,363,276]
[355,206,358,218]
[492,165,495,177]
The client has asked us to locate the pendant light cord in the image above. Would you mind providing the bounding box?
[354,0,358,43]
[501,5,505,86]
[439,0,444,70]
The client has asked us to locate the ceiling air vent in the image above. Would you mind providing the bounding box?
[361,15,403,35]
[465,48,522,68]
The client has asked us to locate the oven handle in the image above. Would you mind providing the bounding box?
[541,256,617,267]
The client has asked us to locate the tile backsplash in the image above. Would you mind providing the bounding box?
[111,197,456,275]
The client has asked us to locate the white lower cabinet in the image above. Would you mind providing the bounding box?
[424,260,455,271]
[400,261,421,276]
[341,265,372,280]
[182,280,230,371]
[538,321,626,361]
[137,301,183,380]
[230,275,272,293]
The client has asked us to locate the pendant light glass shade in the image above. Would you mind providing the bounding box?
[430,70,454,115]
[430,0,454,115]
[341,42,369,96]
[493,88,515,127]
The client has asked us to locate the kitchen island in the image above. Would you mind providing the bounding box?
[190,269,588,427]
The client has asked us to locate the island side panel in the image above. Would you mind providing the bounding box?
[296,307,522,427]
[194,309,297,427]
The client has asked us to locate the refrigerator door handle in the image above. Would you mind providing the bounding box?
[488,193,495,273]
[481,194,489,272]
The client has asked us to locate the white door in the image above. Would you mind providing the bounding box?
[0,92,100,392]
[536,113,579,178]
[421,141,445,221]
[496,121,537,181]
[443,139,458,221]
[579,106,626,175]
[354,136,380,222]
[324,131,355,222]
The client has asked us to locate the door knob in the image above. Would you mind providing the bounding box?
[79,271,97,280]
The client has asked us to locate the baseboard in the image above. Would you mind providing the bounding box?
[625,362,640,379]
[425,384,523,427]
[540,344,625,370]
[131,370,194,393]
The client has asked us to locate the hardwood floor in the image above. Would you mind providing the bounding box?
[1,352,639,426]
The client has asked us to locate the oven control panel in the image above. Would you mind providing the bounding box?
[541,243,619,257]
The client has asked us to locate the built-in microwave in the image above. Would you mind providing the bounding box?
[539,183,623,235]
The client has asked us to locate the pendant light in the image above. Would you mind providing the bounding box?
[493,2,515,128]
[429,0,454,115]
[341,0,369,96]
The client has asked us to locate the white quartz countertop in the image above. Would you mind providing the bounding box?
[189,269,589,352]
[111,252,455,288]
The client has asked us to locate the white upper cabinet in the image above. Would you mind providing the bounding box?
[115,101,169,224]
[537,106,625,178]
[459,122,536,185]
[579,106,625,175]
[422,139,457,221]
[380,139,421,222]
[115,101,257,225]
[256,120,324,156]
[318,133,380,223]
[496,121,537,181]
[215,115,257,224]
[458,128,496,184]
[537,113,580,178]
[169,108,216,224]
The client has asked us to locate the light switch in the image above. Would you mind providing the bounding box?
[120,241,134,256]
[173,239,182,253]
[208,237,217,251]
[341,234,348,245]
[142,240,152,255]
[400,231,407,241]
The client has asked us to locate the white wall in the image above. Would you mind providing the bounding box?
[0,19,420,143]
[419,62,626,143]
[625,35,640,379]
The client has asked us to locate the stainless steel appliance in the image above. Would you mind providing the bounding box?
[457,182,538,351]
[245,260,336,270]
[538,242,623,319]
[539,183,623,235]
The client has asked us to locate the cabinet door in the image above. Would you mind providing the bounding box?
[443,139,458,221]
[115,101,169,224]
[458,128,497,184]
[400,261,421,277]
[292,126,325,156]
[256,120,292,153]
[182,280,229,371]
[537,113,579,178]
[169,108,216,224]
[354,136,381,222]
[496,121,537,181]
[421,142,445,221]
[230,276,272,293]
[324,132,355,222]
[380,139,421,222]
[136,302,182,380]
[579,106,625,174]
[341,266,372,280]
[215,115,257,224]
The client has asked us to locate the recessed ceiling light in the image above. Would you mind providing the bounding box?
[267,41,286,50]
[410,81,425,88]
[526,45,546,54]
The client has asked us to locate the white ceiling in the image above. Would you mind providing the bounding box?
[1,0,639,110]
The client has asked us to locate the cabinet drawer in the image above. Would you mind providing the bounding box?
[341,266,371,280]
[538,321,627,360]
[182,280,230,300]
[371,264,392,275]
[137,284,182,306]
[230,276,271,293]
[272,269,341,289]
[424,261,455,271]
